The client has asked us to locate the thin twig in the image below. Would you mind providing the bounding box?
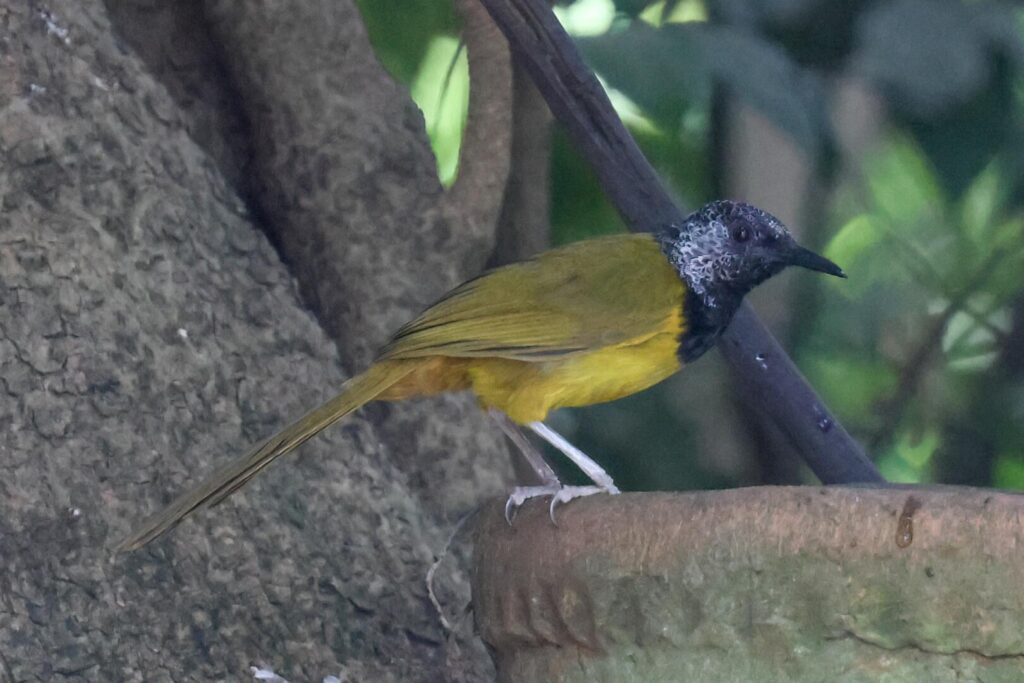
[426,506,481,634]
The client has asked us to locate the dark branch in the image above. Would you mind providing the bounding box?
[478,0,884,485]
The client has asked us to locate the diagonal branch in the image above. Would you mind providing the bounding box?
[477,0,884,485]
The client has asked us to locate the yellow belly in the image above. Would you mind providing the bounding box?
[467,326,683,424]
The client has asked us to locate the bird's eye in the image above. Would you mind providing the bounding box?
[731,224,750,242]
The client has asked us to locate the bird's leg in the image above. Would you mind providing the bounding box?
[528,421,620,521]
[528,422,619,491]
[489,409,559,485]
[488,409,562,523]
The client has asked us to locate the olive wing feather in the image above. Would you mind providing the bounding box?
[377,233,685,362]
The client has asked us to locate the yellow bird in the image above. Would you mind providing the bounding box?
[118,200,844,550]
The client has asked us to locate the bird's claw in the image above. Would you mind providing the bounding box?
[548,485,606,524]
[504,483,620,525]
[504,484,561,524]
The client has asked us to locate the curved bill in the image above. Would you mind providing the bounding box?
[787,245,846,278]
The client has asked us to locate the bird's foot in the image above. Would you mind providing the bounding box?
[547,484,618,524]
[504,483,620,525]
[504,484,561,524]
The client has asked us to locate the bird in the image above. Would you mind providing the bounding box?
[117,200,845,551]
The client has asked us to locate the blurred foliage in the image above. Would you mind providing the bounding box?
[355,0,460,83]
[356,0,1024,491]
[818,137,1024,483]
[355,0,467,185]
[579,21,832,155]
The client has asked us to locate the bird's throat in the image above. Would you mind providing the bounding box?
[677,286,740,364]
[655,228,744,364]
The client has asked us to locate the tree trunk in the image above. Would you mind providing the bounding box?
[0,1,511,680]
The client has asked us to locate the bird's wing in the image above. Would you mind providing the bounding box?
[378,233,687,362]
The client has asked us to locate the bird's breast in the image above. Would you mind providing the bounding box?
[467,308,685,423]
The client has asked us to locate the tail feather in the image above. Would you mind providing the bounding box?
[116,361,412,552]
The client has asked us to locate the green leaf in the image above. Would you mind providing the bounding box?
[656,0,707,24]
[355,0,459,84]
[864,138,944,226]
[876,452,923,484]
[804,355,896,425]
[824,214,883,271]
[578,22,711,129]
[959,161,1004,242]
[942,302,1011,373]
[409,36,468,186]
[555,0,618,37]
[877,429,939,483]
[946,350,1000,373]
[580,21,831,152]
[993,455,1024,490]
[900,430,940,470]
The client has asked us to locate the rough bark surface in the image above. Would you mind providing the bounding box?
[101,0,252,194]
[445,0,514,252]
[0,1,510,680]
[490,61,551,267]
[196,0,511,512]
[474,486,1024,683]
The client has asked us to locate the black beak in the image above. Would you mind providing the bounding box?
[786,244,846,278]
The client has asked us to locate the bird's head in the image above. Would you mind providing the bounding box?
[659,200,844,305]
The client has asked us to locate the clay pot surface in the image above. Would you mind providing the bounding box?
[473,486,1024,682]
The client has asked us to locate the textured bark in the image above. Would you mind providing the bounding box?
[0,1,512,680]
[102,0,252,193]
[444,0,514,251]
[491,61,552,267]
[474,486,1024,682]
[200,0,466,364]
[195,0,512,512]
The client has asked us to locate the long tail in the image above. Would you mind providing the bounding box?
[116,361,413,552]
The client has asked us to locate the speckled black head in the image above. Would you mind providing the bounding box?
[657,200,845,363]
